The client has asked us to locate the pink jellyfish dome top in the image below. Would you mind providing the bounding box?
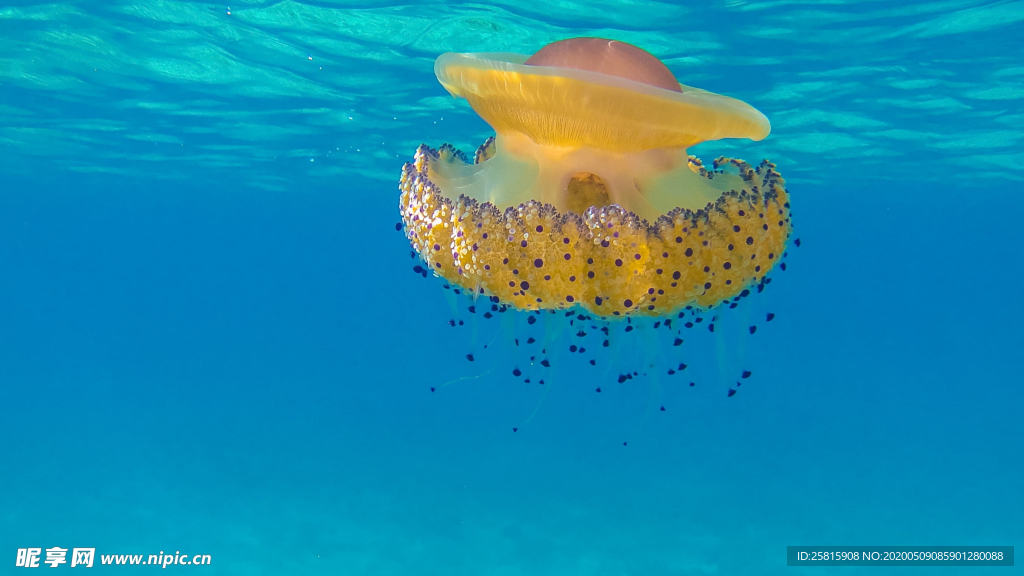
[524,37,683,93]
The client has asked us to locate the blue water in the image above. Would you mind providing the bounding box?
[1,1,1022,574]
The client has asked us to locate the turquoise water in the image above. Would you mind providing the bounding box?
[1,1,1022,574]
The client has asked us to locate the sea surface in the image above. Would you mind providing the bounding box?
[1,1,1022,574]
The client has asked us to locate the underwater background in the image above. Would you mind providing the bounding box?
[1,0,1022,574]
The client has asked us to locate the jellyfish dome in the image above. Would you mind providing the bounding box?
[400,38,792,316]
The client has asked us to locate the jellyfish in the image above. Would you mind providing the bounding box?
[400,38,791,317]
[398,38,794,426]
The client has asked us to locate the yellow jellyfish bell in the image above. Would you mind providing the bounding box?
[400,38,792,316]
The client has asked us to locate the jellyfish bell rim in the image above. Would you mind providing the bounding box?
[434,51,771,152]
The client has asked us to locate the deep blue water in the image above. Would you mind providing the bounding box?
[2,1,1022,574]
